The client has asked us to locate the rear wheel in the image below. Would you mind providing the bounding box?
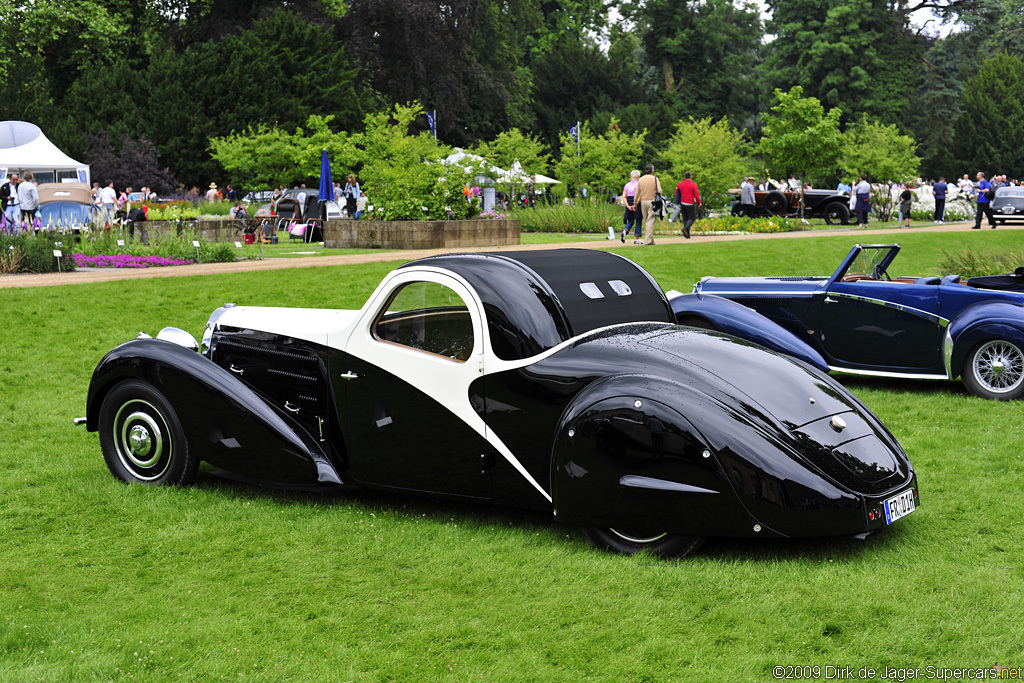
[764,191,788,216]
[584,527,705,558]
[823,202,850,225]
[98,380,198,485]
[962,339,1024,400]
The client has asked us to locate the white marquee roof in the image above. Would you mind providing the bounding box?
[0,121,89,182]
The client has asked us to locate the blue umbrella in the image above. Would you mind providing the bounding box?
[313,148,334,242]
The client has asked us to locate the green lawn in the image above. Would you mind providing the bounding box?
[2,231,1022,681]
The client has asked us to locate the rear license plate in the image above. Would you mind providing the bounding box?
[884,489,915,524]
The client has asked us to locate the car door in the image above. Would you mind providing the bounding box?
[336,271,494,498]
[816,281,945,370]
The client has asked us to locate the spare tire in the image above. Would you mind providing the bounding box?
[764,191,788,215]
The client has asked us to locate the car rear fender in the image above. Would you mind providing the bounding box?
[86,338,343,486]
[549,374,774,538]
[948,302,1024,378]
[667,292,829,372]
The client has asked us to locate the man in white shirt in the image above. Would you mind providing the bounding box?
[99,182,117,222]
[17,172,39,225]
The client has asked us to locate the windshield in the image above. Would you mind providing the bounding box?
[845,246,898,279]
[995,187,1024,198]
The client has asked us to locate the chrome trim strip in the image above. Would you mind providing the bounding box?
[830,366,949,380]
[827,291,950,327]
[696,290,818,298]
[943,328,954,379]
[619,475,719,494]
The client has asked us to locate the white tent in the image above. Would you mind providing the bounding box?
[0,121,89,185]
[499,159,560,185]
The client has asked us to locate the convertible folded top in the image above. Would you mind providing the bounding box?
[967,268,1024,292]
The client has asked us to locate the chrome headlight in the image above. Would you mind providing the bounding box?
[157,326,200,352]
[201,303,237,356]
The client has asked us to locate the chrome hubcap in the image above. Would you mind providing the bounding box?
[129,425,152,458]
[973,341,1024,393]
[113,400,170,479]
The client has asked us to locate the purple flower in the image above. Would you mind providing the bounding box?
[72,253,196,268]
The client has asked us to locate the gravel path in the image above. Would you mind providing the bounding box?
[0,219,1009,290]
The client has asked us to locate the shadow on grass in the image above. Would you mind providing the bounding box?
[191,467,913,565]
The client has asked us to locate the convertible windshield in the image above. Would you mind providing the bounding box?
[844,246,899,279]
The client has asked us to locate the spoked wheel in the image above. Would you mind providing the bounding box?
[98,380,198,485]
[584,526,705,558]
[962,340,1024,400]
[824,203,850,225]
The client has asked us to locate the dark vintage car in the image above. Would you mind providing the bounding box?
[682,243,1024,400]
[730,187,852,225]
[990,186,1024,225]
[83,250,918,558]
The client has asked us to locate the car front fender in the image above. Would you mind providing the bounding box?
[667,292,829,372]
[86,338,343,486]
[948,302,1024,378]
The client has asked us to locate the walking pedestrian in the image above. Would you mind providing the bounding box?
[675,171,701,239]
[635,165,663,246]
[620,170,642,243]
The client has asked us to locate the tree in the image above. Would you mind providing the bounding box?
[620,0,763,129]
[661,117,754,203]
[552,120,647,198]
[358,103,475,221]
[763,0,921,126]
[472,129,551,176]
[83,133,177,194]
[758,87,845,184]
[841,115,920,219]
[953,52,1024,178]
[146,9,368,187]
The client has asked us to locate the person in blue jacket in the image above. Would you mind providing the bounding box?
[973,171,995,229]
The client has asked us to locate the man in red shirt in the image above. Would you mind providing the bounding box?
[675,171,701,239]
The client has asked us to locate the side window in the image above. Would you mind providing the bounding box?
[373,281,475,362]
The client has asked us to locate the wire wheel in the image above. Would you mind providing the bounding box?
[964,340,1024,400]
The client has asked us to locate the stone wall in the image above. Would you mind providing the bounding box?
[323,219,520,250]
[130,219,246,244]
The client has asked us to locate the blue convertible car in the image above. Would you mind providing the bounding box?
[673,244,1024,400]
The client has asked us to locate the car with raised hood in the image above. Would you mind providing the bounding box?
[688,243,1024,400]
[83,249,918,558]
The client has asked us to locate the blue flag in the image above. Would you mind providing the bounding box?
[426,110,437,137]
[569,123,578,142]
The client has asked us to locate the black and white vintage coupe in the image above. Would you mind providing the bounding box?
[84,250,918,557]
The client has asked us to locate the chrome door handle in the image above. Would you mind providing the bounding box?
[824,297,839,304]
[339,371,359,380]
[284,401,300,413]
[229,364,244,375]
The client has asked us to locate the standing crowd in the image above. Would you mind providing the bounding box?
[1,172,40,231]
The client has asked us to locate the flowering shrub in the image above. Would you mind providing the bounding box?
[479,209,510,220]
[73,254,195,268]
[692,216,801,234]
[0,234,76,273]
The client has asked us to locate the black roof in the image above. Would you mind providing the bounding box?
[403,249,674,360]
